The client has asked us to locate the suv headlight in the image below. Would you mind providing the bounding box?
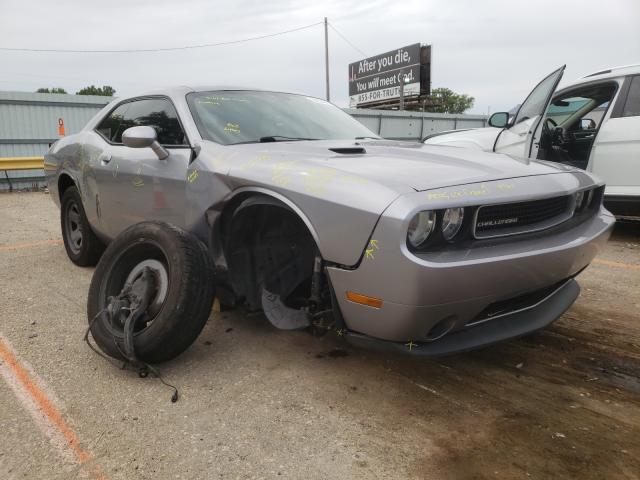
[407,210,436,248]
[442,207,464,241]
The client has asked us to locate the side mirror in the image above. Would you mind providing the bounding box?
[488,112,509,128]
[122,126,169,160]
[580,118,596,130]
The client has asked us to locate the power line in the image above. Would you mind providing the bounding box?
[0,22,323,53]
[328,22,367,58]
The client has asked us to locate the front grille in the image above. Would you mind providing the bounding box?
[474,195,572,239]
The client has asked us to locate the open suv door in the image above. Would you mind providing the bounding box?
[493,66,565,158]
[425,66,566,159]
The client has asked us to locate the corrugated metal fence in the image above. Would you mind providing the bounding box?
[0,91,487,191]
[0,91,110,190]
[344,108,487,140]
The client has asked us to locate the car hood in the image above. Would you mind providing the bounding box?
[423,127,501,151]
[227,139,578,192]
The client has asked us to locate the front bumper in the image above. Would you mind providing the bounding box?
[326,179,615,351]
[343,278,579,356]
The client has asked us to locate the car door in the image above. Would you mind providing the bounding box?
[92,97,191,238]
[590,75,640,198]
[494,66,565,158]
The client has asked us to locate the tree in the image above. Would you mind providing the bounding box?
[425,88,474,114]
[76,85,116,96]
[36,87,67,94]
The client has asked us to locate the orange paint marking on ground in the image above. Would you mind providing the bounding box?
[0,336,108,480]
[593,258,640,271]
[0,239,63,251]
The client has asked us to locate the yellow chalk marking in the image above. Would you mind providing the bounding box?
[223,122,240,134]
[239,153,270,171]
[405,340,417,351]
[427,184,489,201]
[272,160,298,187]
[364,239,379,260]
[199,95,249,105]
[132,178,144,187]
[187,169,199,183]
[340,174,369,185]
[304,167,337,195]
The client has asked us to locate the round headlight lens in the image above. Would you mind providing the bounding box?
[442,207,464,241]
[407,211,436,247]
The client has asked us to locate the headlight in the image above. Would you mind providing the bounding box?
[584,189,594,208]
[407,211,436,247]
[442,207,464,241]
[574,189,594,212]
[574,191,585,211]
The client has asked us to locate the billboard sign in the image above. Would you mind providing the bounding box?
[348,43,421,107]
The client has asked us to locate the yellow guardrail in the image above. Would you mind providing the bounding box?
[0,157,45,170]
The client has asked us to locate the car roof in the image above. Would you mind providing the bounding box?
[121,86,319,101]
[564,63,640,87]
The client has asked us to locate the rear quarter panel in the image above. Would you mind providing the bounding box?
[44,131,101,227]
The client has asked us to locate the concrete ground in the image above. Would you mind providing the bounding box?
[0,191,639,480]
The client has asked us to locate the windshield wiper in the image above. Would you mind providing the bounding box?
[355,136,379,140]
[259,135,319,142]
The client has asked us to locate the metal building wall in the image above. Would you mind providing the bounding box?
[0,91,111,190]
[343,108,487,140]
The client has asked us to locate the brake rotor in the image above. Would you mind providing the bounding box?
[125,259,168,320]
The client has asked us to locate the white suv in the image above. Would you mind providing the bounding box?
[425,65,640,217]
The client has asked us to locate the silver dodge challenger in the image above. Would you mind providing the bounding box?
[45,87,614,360]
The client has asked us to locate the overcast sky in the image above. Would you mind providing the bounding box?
[0,0,638,114]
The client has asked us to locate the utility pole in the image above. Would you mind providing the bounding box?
[324,17,330,102]
[399,69,405,110]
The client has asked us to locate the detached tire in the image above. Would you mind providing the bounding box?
[60,186,105,266]
[87,221,215,363]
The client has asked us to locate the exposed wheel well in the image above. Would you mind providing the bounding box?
[58,174,75,201]
[219,193,320,311]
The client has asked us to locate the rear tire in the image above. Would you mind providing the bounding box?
[60,186,104,266]
[87,221,215,363]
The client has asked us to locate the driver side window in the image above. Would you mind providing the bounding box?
[514,67,564,125]
[96,98,187,146]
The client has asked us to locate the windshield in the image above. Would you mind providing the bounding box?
[187,90,378,145]
[546,97,592,124]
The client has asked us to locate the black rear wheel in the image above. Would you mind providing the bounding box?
[60,186,104,266]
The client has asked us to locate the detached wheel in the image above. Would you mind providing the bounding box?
[60,186,105,266]
[87,221,215,363]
